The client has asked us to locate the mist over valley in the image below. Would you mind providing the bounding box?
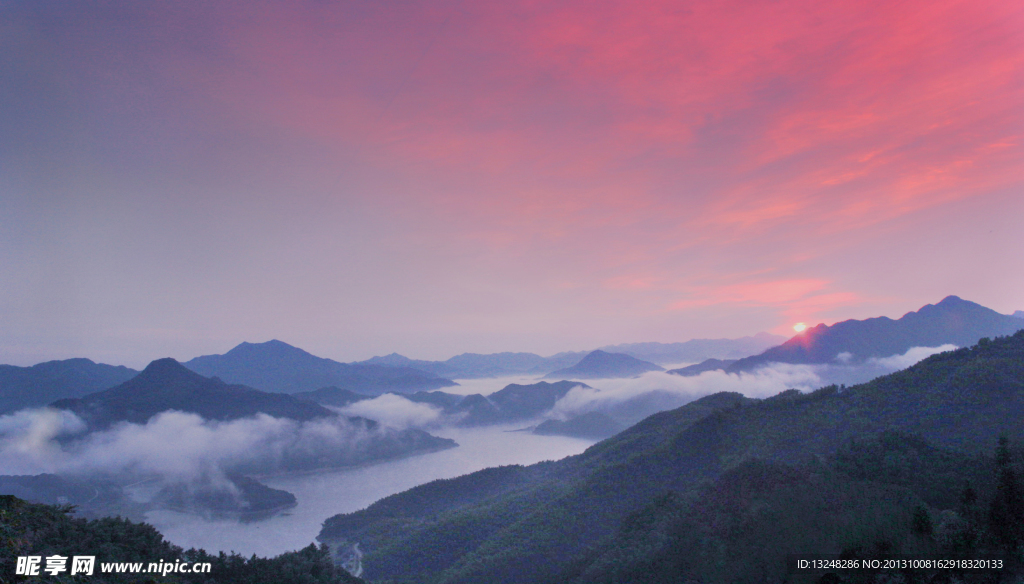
[3,297,1024,582]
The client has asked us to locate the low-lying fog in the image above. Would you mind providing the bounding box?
[342,345,956,431]
[144,345,955,555]
[144,424,596,556]
[0,345,955,556]
[543,345,956,424]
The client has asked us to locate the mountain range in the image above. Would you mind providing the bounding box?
[318,329,1024,583]
[49,358,457,465]
[5,359,459,519]
[596,332,785,364]
[0,358,138,415]
[356,333,785,378]
[53,358,336,429]
[668,295,1024,376]
[184,340,458,394]
[0,335,783,414]
[297,380,590,427]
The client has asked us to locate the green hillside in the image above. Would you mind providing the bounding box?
[0,495,362,584]
[319,331,1024,583]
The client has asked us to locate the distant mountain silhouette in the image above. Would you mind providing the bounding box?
[667,358,738,377]
[403,390,464,410]
[52,358,335,429]
[296,381,588,426]
[485,381,586,420]
[598,333,784,365]
[533,412,625,440]
[1014,310,1024,319]
[444,381,589,425]
[358,351,583,378]
[447,352,566,377]
[354,335,782,378]
[728,296,1024,372]
[184,340,457,394]
[0,359,137,415]
[50,359,458,476]
[292,386,375,408]
[358,353,460,377]
[545,350,664,379]
[452,394,504,425]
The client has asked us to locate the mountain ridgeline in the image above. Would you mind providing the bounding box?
[725,295,1024,372]
[0,334,782,415]
[356,333,785,378]
[53,358,336,430]
[0,358,138,415]
[297,381,590,427]
[184,340,458,394]
[544,350,664,379]
[47,358,457,470]
[319,330,1024,584]
[16,359,458,519]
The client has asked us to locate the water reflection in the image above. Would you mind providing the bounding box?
[145,424,595,556]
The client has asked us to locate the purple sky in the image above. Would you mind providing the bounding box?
[2,0,1022,368]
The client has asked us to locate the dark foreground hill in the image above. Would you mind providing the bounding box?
[544,350,664,379]
[0,473,296,521]
[728,295,1024,372]
[0,358,137,414]
[53,358,335,429]
[185,340,457,394]
[319,331,1024,583]
[0,495,363,584]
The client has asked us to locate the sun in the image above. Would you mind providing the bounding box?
[793,322,807,332]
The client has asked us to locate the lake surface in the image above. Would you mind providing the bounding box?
[145,424,596,556]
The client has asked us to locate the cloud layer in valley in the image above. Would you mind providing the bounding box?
[339,394,447,430]
[548,345,957,424]
[0,409,389,485]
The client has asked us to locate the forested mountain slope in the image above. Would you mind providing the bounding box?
[319,331,1024,583]
[0,495,362,584]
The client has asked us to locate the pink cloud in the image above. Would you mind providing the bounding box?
[92,0,1024,335]
[193,0,1019,240]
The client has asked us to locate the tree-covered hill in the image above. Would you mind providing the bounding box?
[319,330,1024,583]
[0,495,363,584]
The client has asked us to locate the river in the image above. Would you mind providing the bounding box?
[143,423,596,556]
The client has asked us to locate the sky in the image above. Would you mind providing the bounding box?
[2,0,1022,368]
